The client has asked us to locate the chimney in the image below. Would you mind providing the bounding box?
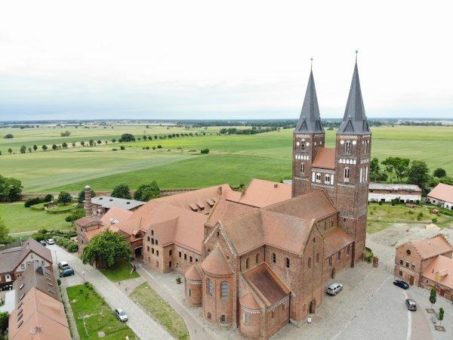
[274,183,278,188]
[84,185,92,216]
[217,186,223,195]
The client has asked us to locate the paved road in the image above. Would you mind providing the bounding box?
[50,245,172,340]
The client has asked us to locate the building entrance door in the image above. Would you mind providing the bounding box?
[309,299,316,314]
[331,268,336,279]
[409,276,414,285]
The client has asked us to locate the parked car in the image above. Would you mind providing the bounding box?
[405,299,417,311]
[326,283,343,296]
[46,238,55,245]
[114,308,128,322]
[39,240,47,246]
[393,279,409,290]
[58,261,70,270]
[59,267,75,277]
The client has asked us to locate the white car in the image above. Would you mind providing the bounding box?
[115,308,128,322]
[46,238,55,245]
[326,283,343,296]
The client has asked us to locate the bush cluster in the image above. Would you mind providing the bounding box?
[24,194,53,207]
[55,236,78,253]
[32,228,76,242]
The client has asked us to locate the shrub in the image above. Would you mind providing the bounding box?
[24,196,44,207]
[416,212,423,221]
[57,191,72,205]
[65,208,85,222]
[134,181,160,201]
[119,133,135,142]
[200,148,210,154]
[176,277,182,284]
[111,184,132,199]
[3,134,14,139]
[432,217,438,223]
[120,146,125,150]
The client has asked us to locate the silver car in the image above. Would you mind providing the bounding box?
[115,308,128,322]
[326,283,343,296]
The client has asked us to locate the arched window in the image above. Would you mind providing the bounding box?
[207,279,214,296]
[220,315,226,323]
[272,253,276,263]
[221,281,228,297]
[345,141,352,154]
[308,257,312,268]
[256,253,259,264]
[300,163,304,173]
[207,312,211,319]
[245,258,249,269]
[300,142,305,150]
[286,257,290,268]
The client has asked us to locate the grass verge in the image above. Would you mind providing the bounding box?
[100,261,139,282]
[67,283,136,340]
[130,282,189,340]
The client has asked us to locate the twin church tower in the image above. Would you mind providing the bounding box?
[292,58,371,261]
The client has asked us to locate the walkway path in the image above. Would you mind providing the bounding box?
[50,245,172,340]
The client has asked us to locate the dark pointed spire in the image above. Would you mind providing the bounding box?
[295,61,323,133]
[338,53,370,135]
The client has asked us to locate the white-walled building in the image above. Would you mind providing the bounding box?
[368,183,422,203]
[428,183,453,210]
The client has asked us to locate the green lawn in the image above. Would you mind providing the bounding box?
[100,262,139,282]
[367,203,453,233]
[0,124,452,193]
[130,282,189,340]
[67,283,137,340]
[0,202,72,234]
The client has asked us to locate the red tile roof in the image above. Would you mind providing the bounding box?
[422,255,453,289]
[312,147,336,170]
[408,234,453,259]
[228,179,292,208]
[185,264,202,281]
[201,246,233,276]
[428,183,453,203]
[239,291,261,310]
[324,227,354,257]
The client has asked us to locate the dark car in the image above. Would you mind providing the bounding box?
[405,299,417,311]
[393,279,409,289]
[59,267,75,277]
[39,240,47,246]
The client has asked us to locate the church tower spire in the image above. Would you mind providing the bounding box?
[338,53,370,134]
[295,61,324,134]
[292,61,326,197]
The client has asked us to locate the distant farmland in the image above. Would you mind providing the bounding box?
[0,124,452,193]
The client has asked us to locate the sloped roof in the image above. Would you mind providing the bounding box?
[201,246,233,276]
[221,191,336,255]
[312,148,336,170]
[228,179,292,208]
[14,266,59,302]
[185,264,202,281]
[408,235,453,259]
[8,288,71,340]
[206,197,257,227]
[243,264,289,306]
[239,291,261,310]
[428,183,453,203]
[324,227,354,258]
[369,183,422,192]
[338,61,370,135]
[295,69,323,134]
[422,255,453,289]
[0,239,52,274]
[74,216,100,228]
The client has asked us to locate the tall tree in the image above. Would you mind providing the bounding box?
[134,181,160,201]
[111,184,132,199]
[82,231,131,268]
[57,191,72,205]
[433,168,447,178]
[382,157,410,181]
[408,160,430,190]
[0,175,23,202]
[0,218,10,244]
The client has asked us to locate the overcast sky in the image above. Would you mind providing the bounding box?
[1,0,452,121]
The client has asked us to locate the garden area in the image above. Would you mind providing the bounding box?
[100,261,139,282]
[67,283,136,340]
[130,282,189,340]
[367,202,453,234]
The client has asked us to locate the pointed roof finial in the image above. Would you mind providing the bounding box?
[355,50,359,63]
[310,57,313,70]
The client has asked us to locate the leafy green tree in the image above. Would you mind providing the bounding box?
[429,287,437,307]
[57,191,72,205]
[134,181,160,201]
[33,144,38,151]
[0,175,23,202]
[62,142,68,149]
[0,218,10,244]
[433,168,447,178]
[438,307,444,325]
[82,231,131,268]
[0,311,8,335]
[7,148,12,154]
[3,134,14,139]
[111,184,131,199]
[408,160,430,190]
[119,133,135,142]
[52,144,58,150]
[42,144,48,151]
[382,157,410,181]
[20,145,26,154]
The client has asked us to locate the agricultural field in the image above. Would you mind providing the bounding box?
[0,124,451,194]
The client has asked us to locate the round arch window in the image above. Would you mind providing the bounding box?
[406,249,411,255]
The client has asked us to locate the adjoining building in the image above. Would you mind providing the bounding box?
[368,183,422,203]
[394,234,453,301]
[77,58,372,338]
[427,183,453,210]
[0,239,52,289]
[8,265,71,340]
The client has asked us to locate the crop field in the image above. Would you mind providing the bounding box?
[0,124,452,194]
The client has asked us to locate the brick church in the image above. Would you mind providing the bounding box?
[77,58,371,339]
